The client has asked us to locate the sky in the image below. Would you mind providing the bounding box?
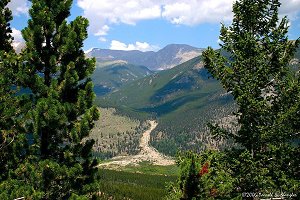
[7,0,300,52]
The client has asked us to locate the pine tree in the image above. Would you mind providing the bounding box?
[0,0,14,135]
[203,0,299,195]
[169,151,236,200]
[0,0,14,180]
[12,0,99,198]
[181,156,200,200]
[0,0,13,52]
[0,0,28,181]
[0,0,14,143]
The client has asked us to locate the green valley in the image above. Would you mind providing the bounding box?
[96,56,236,156]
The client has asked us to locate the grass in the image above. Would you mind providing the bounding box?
[121,162,179,176]
[91,107,140,136]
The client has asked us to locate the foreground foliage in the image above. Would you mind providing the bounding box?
[169,0,300,199]
[0,0,99,199]
[166,151,236,200]
[0,0,28,184]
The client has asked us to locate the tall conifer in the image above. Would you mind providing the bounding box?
[203,0,300,194]
[0,0,27,181]
[0,0,14,139]
[0,0,13,52]
[16,0,99,197]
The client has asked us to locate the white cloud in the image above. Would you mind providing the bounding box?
[7,0,29,16]
[77,0,300,34]
[280,0,300,18]
[110,40,160,52]
[11,28,24,48]
[95,25,110,36]
[162,0,300,25]
[279,1,300,31]
[77,0,161,38]
[162,0,234,25]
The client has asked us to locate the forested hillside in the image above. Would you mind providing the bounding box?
[97,56,236,155]
[92,62,153,96]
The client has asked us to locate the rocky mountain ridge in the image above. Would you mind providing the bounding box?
[87,44,204,71]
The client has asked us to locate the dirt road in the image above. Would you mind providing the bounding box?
[99,120,175,167]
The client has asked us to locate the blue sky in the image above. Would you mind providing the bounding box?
[8,0,300,52]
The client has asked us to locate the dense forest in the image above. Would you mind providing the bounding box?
[1,0,299,199]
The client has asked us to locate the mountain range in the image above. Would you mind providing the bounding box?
[87,44,204,71]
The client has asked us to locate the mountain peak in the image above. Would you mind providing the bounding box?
[87,44,205,70]
[163,43,199,49]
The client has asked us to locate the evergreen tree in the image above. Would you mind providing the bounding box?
[0,0,99,198]
[0,0,28,182]
[203,0,299,195]
[0,0,14,147]
[180,155,200,200]
[0,0,14,180]
[0,0,13,52]
[167,151,236,200]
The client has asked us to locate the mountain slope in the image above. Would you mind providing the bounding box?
[92,62,153,96]
[97,56,235,155]
[95,46,299,156]
[87,44,204,70]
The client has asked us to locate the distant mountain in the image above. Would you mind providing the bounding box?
[97,56,235,155]
[87,44,204,71]
[92,61,153,96]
